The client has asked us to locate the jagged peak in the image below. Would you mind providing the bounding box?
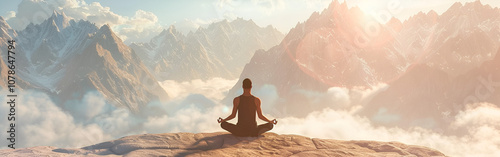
[402,10,439,26]
[348,5,365,16]
[387,17,402,25]
[167,25,178,33]
[97,24,123,43]
[439,0,493,21]
[406,11,430,20]
[150,25,184,44]
[166,25,184,38]
[51,10,63,18]
[46,10,71,30]
[220,19,229,23]
[465,0,483,7]
[49,10,69,22]
[450,1,464,9]
[99,24,112,33]
[210,19,230,28]
[226,17,261,30]
[158,28,168,36]
[326,0,348,13]
[462,0,493,11]
[233,17,256,26]
[0,16,11,29]
[328,0,341,10]
[427,10,438,17]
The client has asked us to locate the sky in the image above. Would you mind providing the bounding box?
[2,0,500,43]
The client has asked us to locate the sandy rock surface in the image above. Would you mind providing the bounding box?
[0,132,446,157]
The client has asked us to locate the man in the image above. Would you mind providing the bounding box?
[218,78,277,137]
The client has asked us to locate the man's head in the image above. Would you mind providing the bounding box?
[242,78,252,89]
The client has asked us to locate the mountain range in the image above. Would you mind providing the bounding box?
[0,11,285,112]
[0,11,167,112]
[226,0,500,131]
[1,0,498,133]
[130,18,284,81]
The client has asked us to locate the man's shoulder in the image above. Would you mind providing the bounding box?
[254,96,260,102]
[253,96,260,100]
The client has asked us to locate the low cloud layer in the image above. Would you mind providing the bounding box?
[1,78,499,157]
[0,91,111,148]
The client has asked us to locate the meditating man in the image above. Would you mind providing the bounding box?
[218,78,277,137]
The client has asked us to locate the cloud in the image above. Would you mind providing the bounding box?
[156,79,500,156]
[1,78,499,157]
[159,77,238,101]
[0,90,111,148]
[304,0,332,9]
[271,106,500,157]
[117,10,163,43]
[143,104,227,134]
[6,0,162,43]
[3,11,16,20]
[452,103,500,128]
[172,18,220,34]
[251,0,285,14]
[64,91,109,121]
[259,83,388,117]
[207,0,240,23]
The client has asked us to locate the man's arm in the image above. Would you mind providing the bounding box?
[255,97,273,123]
[222,97,239,122]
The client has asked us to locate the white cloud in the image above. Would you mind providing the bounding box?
[159,77,238,101]
[304,0,331,9]
[251,0,285,15]
[452,103,500,128]
[4,11,16,20]
[273,104,500,157]
[5,0,162,43]
[0,90,112,148]
[172,18,220,34]
[64,91,108,121]
[155,79,499,157]
[118,10,163,43]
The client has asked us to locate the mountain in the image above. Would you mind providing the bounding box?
[398,1,500,77]
[364,47,500,131]
[0,132,445,156]
[0,16,30,90]
[225,0,405,116]
[227,0,500,121]
[130,18,285,81]
[12,11,167,112]
[0,16,15,89]
[361,64,452,129]
[359,1,500,130]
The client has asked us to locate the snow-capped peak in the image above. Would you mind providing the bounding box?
[0,16,14,38]
[47,10,71,31]
[98,24,116,38]
[0,16,11,29]
[131,18,285,81]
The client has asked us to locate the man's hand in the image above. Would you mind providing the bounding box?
[217,117,224,123]
[271,119,278,125]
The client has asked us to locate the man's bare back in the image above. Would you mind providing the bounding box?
[218,78,277,137]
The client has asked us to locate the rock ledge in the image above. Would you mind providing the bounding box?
[0,132,446,156]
